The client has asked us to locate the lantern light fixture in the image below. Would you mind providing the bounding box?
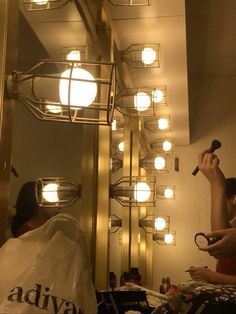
[144,116,171,132]
[140,153,171,173]
[151,139,174,153]
[157,185,175,199]
[153,232,176,245]
[109,214,122,233]
[139,215,170,234]
[23,0,70,11]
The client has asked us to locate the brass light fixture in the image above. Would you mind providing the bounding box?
[139,215,170,234]
[156,185,175,200]
[121,44,160,68]
[6,59,116,125]
[23,0,70,11]
[153,232,176,246]
[110,176,156,207]
[140,153,171,173]
[110,157,123,172]
[150,139,174,153]
[115,87,166,116]
[36,177,81,207]
[61,46,87,63]
[109,214,122,233]
[144,116,171,132]
[108,0,151,6]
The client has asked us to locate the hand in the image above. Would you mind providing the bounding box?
[188,266,214,283]
[198,150,225,185]
[199,228,236,259]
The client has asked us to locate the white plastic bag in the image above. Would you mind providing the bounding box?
[0,213,97,314]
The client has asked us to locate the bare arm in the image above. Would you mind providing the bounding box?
[189,266,236,285]
[198,151,230,230]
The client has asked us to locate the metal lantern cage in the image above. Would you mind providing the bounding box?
[144,115,171,132]
[23,0,70,11]
[156,185,175,200]
[110,214,122,233]
[7,59,116,126]
[36,177,81,207]
[139,215,170,235]
[110,176,156,207]
[140,153,171,173]
[153,232,176,246]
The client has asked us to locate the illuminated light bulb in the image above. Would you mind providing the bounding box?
[164,188,174,199]
[59,68,97,108]
[66,50,81,61]
[118,141,124,152]
[158,118,169,130]
[152,89,164,103]
[46,105,62,114]
[162,140,172,151]
[164,233,174,244]
[154,156,166,170]
[33,0,48,4]
[141,47,157,65]
[154,217,166,231]
[134,182,151,202]
[42,183,59,203]
[112,119,117,131]
[134,92,151,112]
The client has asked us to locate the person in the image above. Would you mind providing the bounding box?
[11,181,59,237]
[189,150,236,284]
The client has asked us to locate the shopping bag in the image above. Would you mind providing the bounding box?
[0,213,97,314]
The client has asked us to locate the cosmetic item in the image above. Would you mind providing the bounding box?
[159,276,171,294]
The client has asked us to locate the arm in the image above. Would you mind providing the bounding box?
[189,266,236,285]
[198,151,230,230]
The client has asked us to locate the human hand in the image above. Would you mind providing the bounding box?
[188,266,214,283]
[198,150,225,185]
[199,228,236,259]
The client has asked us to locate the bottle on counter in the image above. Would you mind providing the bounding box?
[159,276,171,294]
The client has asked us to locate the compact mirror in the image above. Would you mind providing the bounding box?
[194,232,220,248]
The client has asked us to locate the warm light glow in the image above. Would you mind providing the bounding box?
[164,188,174,199]
[154,156,166,170]
[66,50,81,61]
[157,118,169,130]
[162,140,172,151]
[154,217,166,231]
[118,141,124,152]
[42,183,59,203]
[59,68,97,108]
[134,92,151,112]
[164,233,174,244]
[33,0,48,4]
[112,119,117,131]
[46,105,62,114]
[134,182,151,202]
[141,47,157,65]
[152,89,164,103]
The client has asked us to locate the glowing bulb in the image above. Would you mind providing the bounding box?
[158,118,169,130]
[141,47,156,65]
[154,156,166,170]
[162,140,172,151]
[33,0,48,4]
[66,50,81,61]
[134,92,151,112]
[164,188,174,199]
[118,141,124,152]
[154,217,166,231]
[42,183,59,203]
[46,105,62,114]
[134,182,151,202]
[164,233,174,244]
[59,68,97,108]
[152,89,164,103]
[112,119,117,131]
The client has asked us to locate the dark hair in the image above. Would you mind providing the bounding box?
[225,177,236,199]
[11,181,38,237]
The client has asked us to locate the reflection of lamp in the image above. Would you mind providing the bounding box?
[115,87,166,116]
[121,44,160,67]
[153,232,176,245]
[151,139,174,152]
[61,46,87,62]
[109,214,122,233]
[23,0,70,11]
[139,215,170,234]
[36,177,81,207]
[108,0,150,6]
[110,176,156,207]
[157,185,175,199]
[140,153,171,173]
[6,60,116,125]
[144,116,171,132]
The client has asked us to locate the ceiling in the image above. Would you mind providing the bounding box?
[19,0,190,151]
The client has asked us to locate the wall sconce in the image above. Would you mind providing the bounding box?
[23,0,70,11]
[36,177,81,207]
[6,59,116,126]
[140,153,171,173]
[150,139,174,153]
[144,116,171,132]
[110,176,156,207]
[156,185,175,199]
[153,232,176,245]
[108,0,151,6]
[109,214,122,233]
[139,215,170,234]
[61,46,87,63]
[121,44,160,68]
[115,87,166,116]
[110,157,123,172]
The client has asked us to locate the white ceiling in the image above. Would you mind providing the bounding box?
[19,0,190,148]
